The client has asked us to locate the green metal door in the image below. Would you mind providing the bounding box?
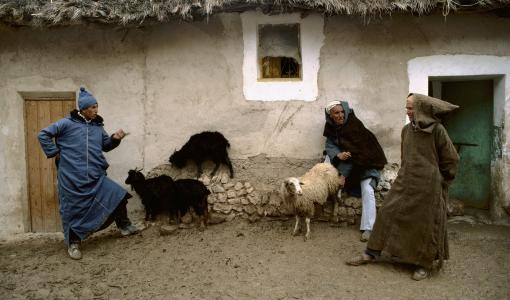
[440,80,493,209]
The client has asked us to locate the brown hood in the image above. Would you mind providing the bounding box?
[412,94,459,133]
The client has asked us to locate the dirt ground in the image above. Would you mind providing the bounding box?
[1,217,509,300]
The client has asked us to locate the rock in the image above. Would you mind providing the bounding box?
[380,181,391,191]
[217,193,227,202]
[337,207,347,217]
[268,191,282,206]
[232,205,243,212]
[347,207,356,217]
[246,187,255,194]
[225,214,236,222]
[354,208,361,215]
[92,282,108,296]
[344,197,354,207]
[224,183,235,190]
[200,175,210,186]
[227,197,240,205]
[221,173,229,184]
[236,189,248,197]
[248,215,260,223]
[207,195,215,204]
[447,199,465,216]
[159,225,178,236]
[213,203,232,214]
[181,212,193,224]
[260,193,269,205]
[277,205,292,215]
[208,213,226,225]
[234,182,244,191]
[257,206,265,216]
[243,205,257,215]
[248,194,261,205]
[240,197,249,205]
[351,198,361,209]
[211,185,226,193]
[179,223,196,229]
[244,182,252,189]
[227,190,237,199]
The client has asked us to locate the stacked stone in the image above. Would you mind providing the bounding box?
[201,172,259,222]
[145,163,400,226]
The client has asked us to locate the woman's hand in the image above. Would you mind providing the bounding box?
[337,151,351,161]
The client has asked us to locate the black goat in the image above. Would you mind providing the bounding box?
[169,131,234,178]
[125,168,174,222]
[125,169,211,228]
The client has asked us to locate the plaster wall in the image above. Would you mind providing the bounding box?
[1,13,509,236]
[0,26,147,236]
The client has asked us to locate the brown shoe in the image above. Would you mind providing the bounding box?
[412,268,429,281]
[346,253,374,266]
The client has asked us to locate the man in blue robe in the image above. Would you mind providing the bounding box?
[39,87,138,260]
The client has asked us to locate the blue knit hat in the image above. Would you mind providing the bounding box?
[78,87,97,110]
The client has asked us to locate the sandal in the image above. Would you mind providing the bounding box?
[412,268,429,281]
[345,253,374,266]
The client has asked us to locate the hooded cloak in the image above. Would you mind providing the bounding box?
[367,94,459,269]
[38,109,127,244]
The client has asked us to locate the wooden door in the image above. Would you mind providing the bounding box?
[441,80,493,209]
[24,99,76,232]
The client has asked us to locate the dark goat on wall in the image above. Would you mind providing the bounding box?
[125,168,211,228]
[169,131,234,178]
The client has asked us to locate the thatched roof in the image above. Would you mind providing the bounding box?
[0,0,509,27]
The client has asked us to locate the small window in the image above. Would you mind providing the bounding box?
[258,24,301,80]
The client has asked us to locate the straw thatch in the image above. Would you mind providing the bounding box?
[0,0,509,27]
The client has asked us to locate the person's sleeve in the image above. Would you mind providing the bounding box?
[325,137,342,167]
[102,128,121,152]
[436,124,460,185]
[400,126,406,162]
[38,121,62,158]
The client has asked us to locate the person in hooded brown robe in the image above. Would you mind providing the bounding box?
[346,93,460,281]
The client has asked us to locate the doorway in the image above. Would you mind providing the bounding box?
[24,98,76,232]
[429,79,493,209]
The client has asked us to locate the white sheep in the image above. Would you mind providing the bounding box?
[280,163,343,241]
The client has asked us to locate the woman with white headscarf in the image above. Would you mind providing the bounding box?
[324,100,387,242]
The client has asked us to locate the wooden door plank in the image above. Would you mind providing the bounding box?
[38,101,54,232]
[25,98,75,232]
[48,101,64,232]
[25,101,43,232]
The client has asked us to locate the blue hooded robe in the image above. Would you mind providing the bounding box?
[38,110,127,244]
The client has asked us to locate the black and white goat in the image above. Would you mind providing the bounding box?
[125,168,210,228]
[169,131,234,178]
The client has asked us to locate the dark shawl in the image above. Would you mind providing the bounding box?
[323,103,387,170]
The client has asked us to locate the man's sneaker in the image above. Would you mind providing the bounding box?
[119,224,139,236]
[412,268,429,281]
[67,243,82,260]
[360,230,371,242]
